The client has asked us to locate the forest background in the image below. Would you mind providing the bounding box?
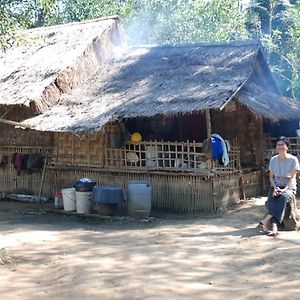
[1,0,300,100]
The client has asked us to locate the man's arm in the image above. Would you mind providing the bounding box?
[281,169,297,192]
[269,170,276,189]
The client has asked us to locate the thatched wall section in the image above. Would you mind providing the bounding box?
[53,131,106,166]
[211,101,263,169]
[0,125,54,147]
[0,164,53,197]
[0,146,53,196]
[241,171,262,198]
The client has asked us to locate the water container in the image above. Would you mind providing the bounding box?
[92,186,124,204]
[54,191,63,209]
[92,186,124,216]
[76,191,92,214]
[127,181,152,218]
[62,188,76,211]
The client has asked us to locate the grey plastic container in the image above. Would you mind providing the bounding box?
[92,186,124,204]
[127,181,152,218]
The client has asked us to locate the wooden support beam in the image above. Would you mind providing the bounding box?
[0,118,32,129]
[205,109,211,137]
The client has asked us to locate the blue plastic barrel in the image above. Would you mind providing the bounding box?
[92,185,124,216]
[92,186,124,204]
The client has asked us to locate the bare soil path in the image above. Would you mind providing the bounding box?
[0,198,299,300]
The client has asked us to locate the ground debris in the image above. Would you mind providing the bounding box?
[0,248,17,269]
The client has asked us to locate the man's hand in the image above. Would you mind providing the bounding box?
[273,187,282,197]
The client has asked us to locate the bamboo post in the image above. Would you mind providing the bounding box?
[38,152,48,203]
[259,118,266,193]
[205,109,212,138]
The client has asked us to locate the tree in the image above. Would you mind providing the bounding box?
[124,0,248,45]
[246,0,297,98]
[44,0,134,25]
[287,1,300,99]
[0,2,16,50]
[0,0,58,50]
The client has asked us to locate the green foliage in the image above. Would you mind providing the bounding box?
[44,0,134,25]
[246,1,297,97]
[124,0,248,44]
[0,3,15,50]
[287,1,300,99]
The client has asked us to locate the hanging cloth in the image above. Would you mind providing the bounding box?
[11,153,23,175]
[211,133,229,166]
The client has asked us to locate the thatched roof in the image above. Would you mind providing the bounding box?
[237,83,300,120]
[0,16,123,113]
[23,40,300,133]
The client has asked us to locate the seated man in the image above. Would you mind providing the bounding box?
[260,137,300,236]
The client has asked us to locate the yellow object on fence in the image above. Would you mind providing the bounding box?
[131,132,142,142]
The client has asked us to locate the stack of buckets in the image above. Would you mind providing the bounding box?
[61,186,93,214]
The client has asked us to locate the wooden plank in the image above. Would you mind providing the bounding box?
[0,118,32,129]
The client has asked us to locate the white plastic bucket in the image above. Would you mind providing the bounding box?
[76,191,92,214]
[62,188,76,211]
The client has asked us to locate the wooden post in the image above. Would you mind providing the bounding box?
[205,109,211,138]
[38,152,48,203]
[259,118,266,194]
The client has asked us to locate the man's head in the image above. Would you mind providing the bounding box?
[276,136,290,150]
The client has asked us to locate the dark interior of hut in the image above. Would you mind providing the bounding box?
[124,113,207,143]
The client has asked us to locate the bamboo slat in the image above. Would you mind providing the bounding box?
[105,140,240,174]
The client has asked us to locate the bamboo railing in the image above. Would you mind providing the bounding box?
[106,140,240,175]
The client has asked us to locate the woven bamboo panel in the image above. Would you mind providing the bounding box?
[211,103,262,168]
[0,146,54,197]
[0,163,53,197]
[0,125,54,147]
[54,132,105,166]
[49,167,245,213]
[212,175,240,211]
[241,171,261,198]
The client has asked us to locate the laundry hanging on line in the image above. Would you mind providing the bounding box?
[11,153,44,175]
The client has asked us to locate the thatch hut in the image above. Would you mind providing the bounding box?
[1,17,299,213]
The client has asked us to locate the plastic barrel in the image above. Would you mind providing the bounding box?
[76,191,92,214]
[92,186,124,216]
[127,181,152,218]
[62,188,76,211]
[54,191,63,209]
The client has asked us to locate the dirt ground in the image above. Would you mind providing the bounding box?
[0,197,300,300]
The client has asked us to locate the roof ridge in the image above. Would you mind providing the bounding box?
[128,40,261,50]
[21,16,120,34]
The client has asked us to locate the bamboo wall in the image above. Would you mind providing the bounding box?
[49,167,241,213]
[241,171,262,198]
[211,101,262,169]
[212,175,241,210]
[0,122,263,213]
[0,125,54,147]
[0,146,54,197]
[53,131,106,166]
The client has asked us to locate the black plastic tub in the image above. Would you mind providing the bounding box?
[74,181,96,192]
